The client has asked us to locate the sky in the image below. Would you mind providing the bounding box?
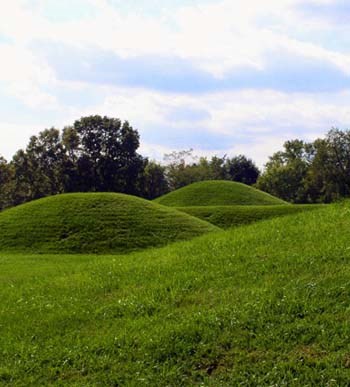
[1,0,350,167]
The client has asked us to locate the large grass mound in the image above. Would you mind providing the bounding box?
[0,193,218,254]
[177,204,324,228]
[1,203,349,385]
[155,180,286,207]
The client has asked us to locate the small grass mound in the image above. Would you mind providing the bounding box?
[177,204,324,229]
[0,193,218,254]
[155,180,286,207]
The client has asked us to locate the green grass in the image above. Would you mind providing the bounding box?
[155,180,287,207]
[1,203,350,385]
[176,204,324,229]
[0,193,218,254]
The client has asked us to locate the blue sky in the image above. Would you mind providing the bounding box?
[1,0,350,166]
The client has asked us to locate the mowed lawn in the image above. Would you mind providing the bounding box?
[1,204,350,385]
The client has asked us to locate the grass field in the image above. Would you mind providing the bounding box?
[176,204,324,228]
[155,180,287,207]
[1,203,349,385]
[0,193,218,254]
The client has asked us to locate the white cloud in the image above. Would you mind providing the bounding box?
[0,122,45,158]
[1,0,350,167]
[0,42,58,109]
[0,83,349,166]
[0,44,52,83]
[7,81,58,109]
[66,85,349,166]
[3,0,350,79]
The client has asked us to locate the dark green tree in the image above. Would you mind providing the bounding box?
[305,129,350,202]
[224,155,260,185]
[10,129,65,205]
[256,140,312,203]
[142,160,169,199]
[72,116,145,194]
[163,149,197,190]
[0,156,14,210]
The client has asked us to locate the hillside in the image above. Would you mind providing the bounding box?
[1,203,349,385]
[155,180,286,207]
[177,204,324,228]
[0,193,218,254]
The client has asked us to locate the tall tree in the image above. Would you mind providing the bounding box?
[256,140,312,203]
[0,156,14,210]
[73,116,145,194]
[305,129,350,202]
[224,155,260,185]
[163,149,197,190]
[142,160,169,199]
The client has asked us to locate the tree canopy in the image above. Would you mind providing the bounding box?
[256,129,350,203]
[1,116,350,210]
[0,116,146,209]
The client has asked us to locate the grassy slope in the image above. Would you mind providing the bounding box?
[155,180,286,207]
[0,193,218,254]
[177,204,324,229]
[1,203,350,385]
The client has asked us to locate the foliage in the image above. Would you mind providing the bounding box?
[224,155,260,185]
[0,157,14,210]
[155,180,286,207]
[3,120,262,209]
[142,160,169,199]
[71,116,145,194]
[0,192,218,254]
[164,149,207,190]
[10,129,66,205]
[163,150,260,190]
[1,203,349,385]
[0,116,149,209]
[2,120,350,207]
[257,129,350,203]
[256,139,312,203]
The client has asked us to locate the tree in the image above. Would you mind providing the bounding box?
[142,160,169,199]
[11,149,34,205]
[163,149,198,190]
[28,128,66,196]
[305,129,350,202]
[326,128,350,196]
[61,126,80,192]
[224,155,260,185]
[0,116,147,209]
[11,129,66,203]
[205,156,226,180]
[256,140,312,203]
[0,156,14,210]
[256,132,350,203]
[72,116,145,194]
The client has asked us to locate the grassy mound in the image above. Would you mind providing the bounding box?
[155,180,286,207]
[1,203,349,385]
[177,204,324,228]
[0,193,218,254]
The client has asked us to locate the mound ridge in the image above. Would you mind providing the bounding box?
[177,204,323,229]
[0,193,218,254]
[155,180,286,207]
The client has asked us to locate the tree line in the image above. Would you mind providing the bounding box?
[0,115,260,210]
[256,129,350,203]
[0,116,349,210]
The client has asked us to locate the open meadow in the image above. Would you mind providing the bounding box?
[1,182,349,385]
